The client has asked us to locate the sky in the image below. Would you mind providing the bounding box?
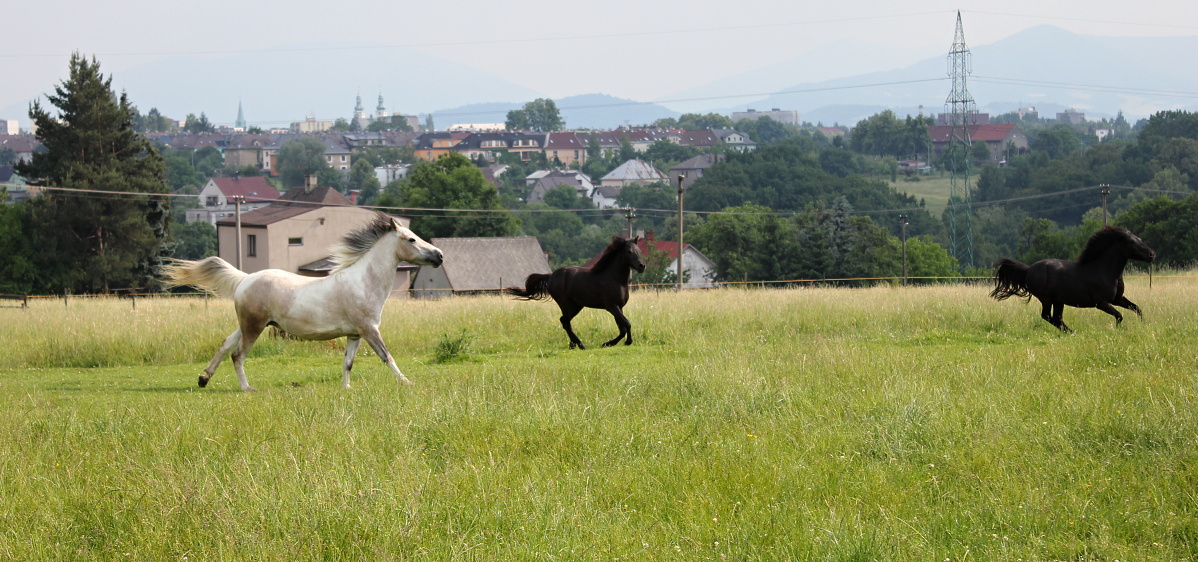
[3,0,1196,127]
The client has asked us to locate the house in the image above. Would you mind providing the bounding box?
[411,236,551,299]
[375,163,411,187]
[222,134,277,174]
[213,179,419,298]
[582,230,717,289]
[319,137,353,176]
[186,176,281,225]
[526,170,595,205]
[669,153,724,190]
[591,185,623,209]
[600,159,668,188]
[0,134,40,165]
[927,123,1029,164]
[713,129,757,152]
[544,132,588,166]
[413,132,471,161]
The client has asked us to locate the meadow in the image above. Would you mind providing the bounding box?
[1,276,1196,560]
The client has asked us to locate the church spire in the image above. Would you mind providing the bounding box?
[235,99,246,130]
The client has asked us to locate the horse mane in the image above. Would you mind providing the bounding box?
[1076,225,1133,264]
[590,236,633,273]
[329,213,398,273]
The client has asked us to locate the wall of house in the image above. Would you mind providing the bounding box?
[217,207,389,274]
[410,266,453,299]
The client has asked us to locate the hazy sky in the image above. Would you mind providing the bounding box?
[3,0,1196,123]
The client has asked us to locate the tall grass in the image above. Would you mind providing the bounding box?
[1,275,1196,559]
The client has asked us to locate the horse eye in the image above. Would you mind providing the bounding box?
[408,238,416,243]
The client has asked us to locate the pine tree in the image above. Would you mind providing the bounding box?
[15,53,172,293]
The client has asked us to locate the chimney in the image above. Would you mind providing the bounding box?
[304,174,317,193]
[348,189,360,205]
[646,230,655,242]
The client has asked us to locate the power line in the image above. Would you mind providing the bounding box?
[7,182,1186,219]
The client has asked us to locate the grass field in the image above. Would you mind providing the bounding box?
[887,174,953,210]
[2,276,1197,560]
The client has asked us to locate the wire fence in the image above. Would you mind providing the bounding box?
[5,271,1188,309]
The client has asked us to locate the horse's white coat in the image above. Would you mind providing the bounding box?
[164,217,443,390]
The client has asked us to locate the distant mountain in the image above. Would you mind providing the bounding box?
[432,94,679,130]
[0,41,545,129]
[671,26,1198,126]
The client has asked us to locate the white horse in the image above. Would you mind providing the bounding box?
[162,213,444,391]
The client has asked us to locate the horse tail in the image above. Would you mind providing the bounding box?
[161,257,248,298]
[989,258,1031,301]
[504,273,552,301]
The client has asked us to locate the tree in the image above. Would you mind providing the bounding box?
[182,112,215,134]
[387,153,519,238]
[15,53,173,293]
[276,137,333,188]
[506,98,564,132]
[171,220,217,260]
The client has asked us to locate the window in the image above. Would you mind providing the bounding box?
[247,234,257,257]
[340,155,347,162]
[206,196,219,207]
[288,237,303,246]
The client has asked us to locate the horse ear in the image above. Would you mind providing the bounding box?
[390,218,401,231]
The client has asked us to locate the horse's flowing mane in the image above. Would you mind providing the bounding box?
[590,236,633,273]
[1076,225,1133,264]
[329,213,398,273]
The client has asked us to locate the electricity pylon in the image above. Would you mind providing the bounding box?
[944,11,976,271]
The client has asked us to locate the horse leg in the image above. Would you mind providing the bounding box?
[601,306,632,347]
[360,325,413,385]
[1113,295,1143,318]
[559,304,585,349]
[342,336,362,389]
[1050,302,1072,333]
[231,324,265,391]
[1096,302,1125,327]
[200,329,241,388]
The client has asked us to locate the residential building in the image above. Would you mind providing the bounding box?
[669,153,724,191]
[213,181,419,297]
[290,116,334,133]
[600,159,668,188]
[713,129,757,152]
[525,170,595,205]
[186,176,281,225]
[411,236,552,299]
[927,123,1029,164]
[0,134,41,164]
[0,119,18,135]
[1058,108,1086,125]
[544,132,588,166]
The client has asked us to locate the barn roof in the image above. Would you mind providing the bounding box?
[426,236,552,292]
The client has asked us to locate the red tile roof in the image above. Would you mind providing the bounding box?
[211,177,280,202]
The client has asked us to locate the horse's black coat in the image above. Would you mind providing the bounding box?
[505,236,646,349]
[990,226,1156,332]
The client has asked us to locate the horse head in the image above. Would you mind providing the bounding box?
[625,236,646,273]
[392,219,444,267]
[1123,229,1156,263]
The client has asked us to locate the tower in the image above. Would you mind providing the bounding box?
[376,91,388,120]
[353,92,366,121]
[235,99,246,130]
[944,11,976,271]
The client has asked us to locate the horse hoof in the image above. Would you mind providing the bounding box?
[241,386,259,392]
[198,375,210,388]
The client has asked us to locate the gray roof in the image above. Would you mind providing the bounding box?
[601,159,667,182]
[427,236,551,291]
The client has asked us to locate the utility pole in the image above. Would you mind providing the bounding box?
[899,214,909,286]
[1100,185,1111,225]
[625,207,636,239]
[233,196,244,270]
[676,175,685,292]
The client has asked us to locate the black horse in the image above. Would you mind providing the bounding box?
[506,236,646,349]
[990,225,1156,332]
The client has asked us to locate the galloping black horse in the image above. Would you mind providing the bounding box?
[990,225,1156,332]
[506,236,645,349]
